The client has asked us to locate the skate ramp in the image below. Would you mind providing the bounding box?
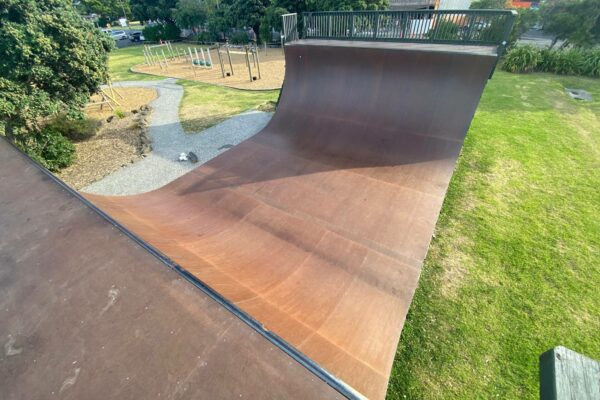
[86,40,497,398]
[0,138,346,400]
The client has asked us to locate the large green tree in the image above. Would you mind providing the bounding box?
[541,0,600,48]
[309,0,388,11]
[80,0,131,20]
[0,0,112,138]
[173,0,208,29]
[130,0,177,22]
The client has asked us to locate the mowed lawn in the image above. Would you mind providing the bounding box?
[387,71,600,399]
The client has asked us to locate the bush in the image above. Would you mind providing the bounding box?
[501,45,542,73]
[188,31,217,43]
[427,19,460,41]
[143,23,180,42]
[15,126,75,172]
[581,48,600,77]
[45,114,99,142]
[503,45,600,77]
[229,30,249,45]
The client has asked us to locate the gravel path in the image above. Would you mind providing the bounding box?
[83,79,272,195]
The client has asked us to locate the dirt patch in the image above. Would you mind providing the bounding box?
[58,104,153,189]
[133,47,285,90]
[87,87,157,120]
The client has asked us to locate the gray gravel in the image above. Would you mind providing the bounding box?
[83,79,272,195]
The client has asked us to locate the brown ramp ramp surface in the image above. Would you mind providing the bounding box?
[87,40,497,399]
[0,138,346,400]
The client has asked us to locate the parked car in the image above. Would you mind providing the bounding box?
[128,31,145,42]
[111,30,128,40]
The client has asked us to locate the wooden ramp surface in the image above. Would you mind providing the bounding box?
[87,40,497,399]
[0,138,345,400]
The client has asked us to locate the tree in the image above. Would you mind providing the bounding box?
[541,0,600,48]
[227,0,270,31]
[260,5,288,43]
[174,0,208,30]
[470,0,539,47]
[80,0,131,20]
[0,0,112,139]
[470,0,509,8]
[309,0,388,11]
[130,0,178,22]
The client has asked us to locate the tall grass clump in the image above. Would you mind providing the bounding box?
[502,46,600,77]
[501,45,541,73]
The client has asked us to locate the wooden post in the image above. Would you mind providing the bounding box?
[245,46,252,82]
[254,46,262,80]
[216,45,225,78]
[226,46,234,75]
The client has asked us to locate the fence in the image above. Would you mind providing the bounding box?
[302,10,517,46]
[282,13,299,44]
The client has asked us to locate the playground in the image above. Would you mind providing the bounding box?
[133,42,285,90]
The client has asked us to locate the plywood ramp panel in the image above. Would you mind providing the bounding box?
[87,40,496,399]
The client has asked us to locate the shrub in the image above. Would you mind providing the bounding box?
[15,126,75,172]
[551,48,586,75]
[115,109,126,119]
[229,30,249,45]
[581,48,600,77]
[143,23,180,42]
[427,19,460,41]
[45,114,99,142]
[501,45,542,73]
[505,45,600,78]
[188,31,217,43]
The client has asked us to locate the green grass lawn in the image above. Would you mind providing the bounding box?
[387,71,600,399]
[178,80,278,133]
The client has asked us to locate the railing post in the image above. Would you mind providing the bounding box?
[373,13,379,39]
[350,14,354,39]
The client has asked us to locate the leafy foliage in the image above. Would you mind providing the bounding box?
[502,45,600,77]
[427,19,460,41]
[0,0,111,169]
[470,0,509,8]
[131,0,177,22]
[260,5,288,43]
[143,23,180,41]
[501,45,541,73]
[541,0,600,48]
[471,0,539,47]
[45,114,100,142]
[229,30,250,44]
[79,0,131,20]
[173,0,208,29]
[15,125,75,172]
[310,0,388,11]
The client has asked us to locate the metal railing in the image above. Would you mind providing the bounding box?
[302,10,517,46]
[282,13,299,44]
